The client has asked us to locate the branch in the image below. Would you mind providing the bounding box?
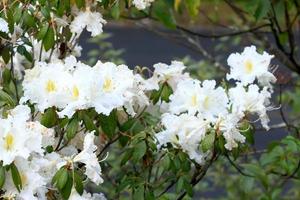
[176,153,219,200]
[225,154,254,178]
[175,23,271,39]
[97,134,121,158]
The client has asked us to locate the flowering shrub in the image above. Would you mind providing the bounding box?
[0,0,294,199]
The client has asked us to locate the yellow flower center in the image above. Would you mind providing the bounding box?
[72,86,79,100]
[4,133,14,151]
[203,96,211,109]
[191,94,198,107]
[20,173,27,186]
[103,77,113,92]
[46,80,56,93]
[244,60,253,74]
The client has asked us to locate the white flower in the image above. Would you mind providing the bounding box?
[169,79,228,121]
[0,105,45,165]
[91,61,135,115]
[22,61,72,112]
[148,61,190,91]
[229,84,272,130]
[132,0,155,10]
[31,152,64,182]
[217,113,245,150]
[70,10,106,37]
[226,45,276,87]
[58,57,95,118]
[168,79,202,115]
[26,122,55,147]
[2,157,46,200]
[123,74,151,116]
[0,18,9,33]
[197,80,228,121]
[156,113,208,164]
[73,132,103,185]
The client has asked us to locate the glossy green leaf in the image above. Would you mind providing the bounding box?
[0,90,16,107]
[43,27,55,51]
[60,171,73,200]
[201,133,215,152]
[0,166,5,189]
[10,163,22,192]
[57,168,68,190]
[74,171,84,195]
[40,107,58,128]
[99,111,117,138]
[66,117,79,140]
[82,112,99,135]
[132,141,147,162]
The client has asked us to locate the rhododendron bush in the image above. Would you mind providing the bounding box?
[0,0,299,200]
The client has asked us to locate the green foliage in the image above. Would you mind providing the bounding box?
[0,0,300,199]
[10,163,22,192]
[0,165,5,189]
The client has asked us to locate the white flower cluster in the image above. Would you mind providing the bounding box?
[21,56,150,118]
[155,46,276,164]
[0,105,105,199]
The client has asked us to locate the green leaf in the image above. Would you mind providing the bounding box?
[51,167,65,185]
[43,27,55,51]
[111,1,120,19]
[1,47,10,64]
[57,168,68,190]
[133,185,144,200]
[6,9,14,33]
[10,163,22,192]
[186,0,201,17]
[176,176,184,193]
[254,0,271,20]
[152,0,176,29]
[119,118,136,132]
[40,107,58,128]
[161,84,173,102]
[132,141,147,162]
[23,12,35,27]
[216,136,226,154]
[74,171,83,195]
[99,111,117,138]
[75,0,86,8]
[17,45,33,62]
[0,90,16,107]
[121,149,133,166]
[37,24,49,41]
[14,7,23,23]
[201,132,215,152]
[82,112,98,135]
[0,166,5,189]
[41,7,50,19]
[60,171,73,200]
[66,117,79,140]
[240,122,255,145]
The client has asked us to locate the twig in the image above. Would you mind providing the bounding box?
[97,134,121,158]
[225,154,254,178]
[175,23,270,39]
